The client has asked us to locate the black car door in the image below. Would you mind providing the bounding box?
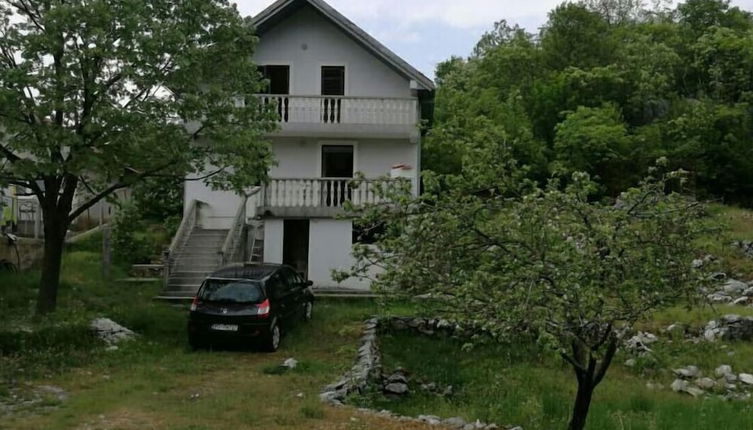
[281,267,305,318]
[268,273,290,323]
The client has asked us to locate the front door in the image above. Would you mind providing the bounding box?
[282,220,309,276]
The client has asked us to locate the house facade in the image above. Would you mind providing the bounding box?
[163,0,434,297]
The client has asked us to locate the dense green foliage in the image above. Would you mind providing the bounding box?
[0,0,275,313]
[426,0,753,204]
[343,150,709,428]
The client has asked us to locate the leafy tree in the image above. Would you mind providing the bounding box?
[540,3,616,70]
[340,159,708,430]
[426,0,753,206]
[0,0,275,314]
[552,103,634,194]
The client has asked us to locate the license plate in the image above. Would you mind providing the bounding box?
[211,324,238,332]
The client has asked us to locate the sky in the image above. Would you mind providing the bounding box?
[235,0,753,79]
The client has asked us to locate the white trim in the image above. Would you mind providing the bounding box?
[316,140,358,178]
[317,63,348,96]
[256,61,294,94]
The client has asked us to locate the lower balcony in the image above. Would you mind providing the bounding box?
[251,177,405,218]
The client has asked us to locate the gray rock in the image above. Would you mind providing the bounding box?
[418,415,441,425]
[624,359,636,368]
[384,382,409,395]
[732,297,750,306]
[703,315,753,341]
[673,366,700,379]
[90,318,135,345]
[739,373,753,385]
[442,417,467,428]
[696,377,716,390]
[671,379,688,392]
[723,279,749,295]
[715,365,733,378]
[743,287,753,297]
[282,358,298,369]
[707,293,733,304]
[625,332,658,354]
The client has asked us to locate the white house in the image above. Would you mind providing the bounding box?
[163,0,434,297]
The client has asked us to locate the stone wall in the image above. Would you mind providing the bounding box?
[320,317,519,430]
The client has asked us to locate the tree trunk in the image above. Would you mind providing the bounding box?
[565,336,618,430]
[35,211,68,315]
[568,377,596,430]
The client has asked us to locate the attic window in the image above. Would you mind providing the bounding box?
[321,66,345,96]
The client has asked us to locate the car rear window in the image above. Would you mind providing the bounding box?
[199,279,265,304]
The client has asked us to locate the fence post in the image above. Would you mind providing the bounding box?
[102,225,112,279]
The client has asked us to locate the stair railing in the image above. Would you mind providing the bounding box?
[218,191,254,267]
[163,200,203,287]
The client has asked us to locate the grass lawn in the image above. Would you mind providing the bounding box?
[2,204,753,429]
[349,204,753,429]
[0,242,429,430]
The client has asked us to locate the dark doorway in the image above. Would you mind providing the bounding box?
[321,145,353,206]
[258,65,290,95]
[283,220,309,276]
[321,145,354,178]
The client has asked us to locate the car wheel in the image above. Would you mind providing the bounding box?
[303,301,313,322]
[264,321,281,352]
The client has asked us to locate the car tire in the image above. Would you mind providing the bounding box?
[263,320,281,352]
[302,300,313,322]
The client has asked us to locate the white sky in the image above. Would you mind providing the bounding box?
[235,0,753,78]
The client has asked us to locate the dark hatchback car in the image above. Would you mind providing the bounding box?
[187,263,315,352]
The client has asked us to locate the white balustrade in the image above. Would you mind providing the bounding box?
[256,95,417,126]
[263,178,398,209]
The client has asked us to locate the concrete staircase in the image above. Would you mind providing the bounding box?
[163,228,227,298]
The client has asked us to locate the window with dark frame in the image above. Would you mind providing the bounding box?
[257,65,290,95]
[321,66,345,96]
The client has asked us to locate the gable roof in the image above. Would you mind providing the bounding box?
[251,0,435,91]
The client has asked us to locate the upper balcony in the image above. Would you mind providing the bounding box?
[256,95,420,141]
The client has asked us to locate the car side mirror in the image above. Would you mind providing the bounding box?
[305,280,313,287]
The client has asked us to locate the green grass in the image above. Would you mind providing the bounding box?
[697,203,753,279]
[0,246,403,429]
[359,331,753,430]
[351,204,753,430]
[2,203,753,429]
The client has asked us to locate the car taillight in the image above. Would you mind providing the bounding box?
[190,296,199,312]
[257,299,270,318]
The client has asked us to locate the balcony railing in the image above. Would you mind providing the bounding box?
[256,95,417,126]
[261,178,404,210]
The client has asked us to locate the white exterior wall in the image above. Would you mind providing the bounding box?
[253,5,412,98]
[308,218,365,289]
[263,219,284,263]
[270,137,418,182]
[184,179,245,230]
[263,218,370,290]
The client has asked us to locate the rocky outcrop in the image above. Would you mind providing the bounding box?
[89,318,136,345]
[703,315,753,342]
[705,278,753,305]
